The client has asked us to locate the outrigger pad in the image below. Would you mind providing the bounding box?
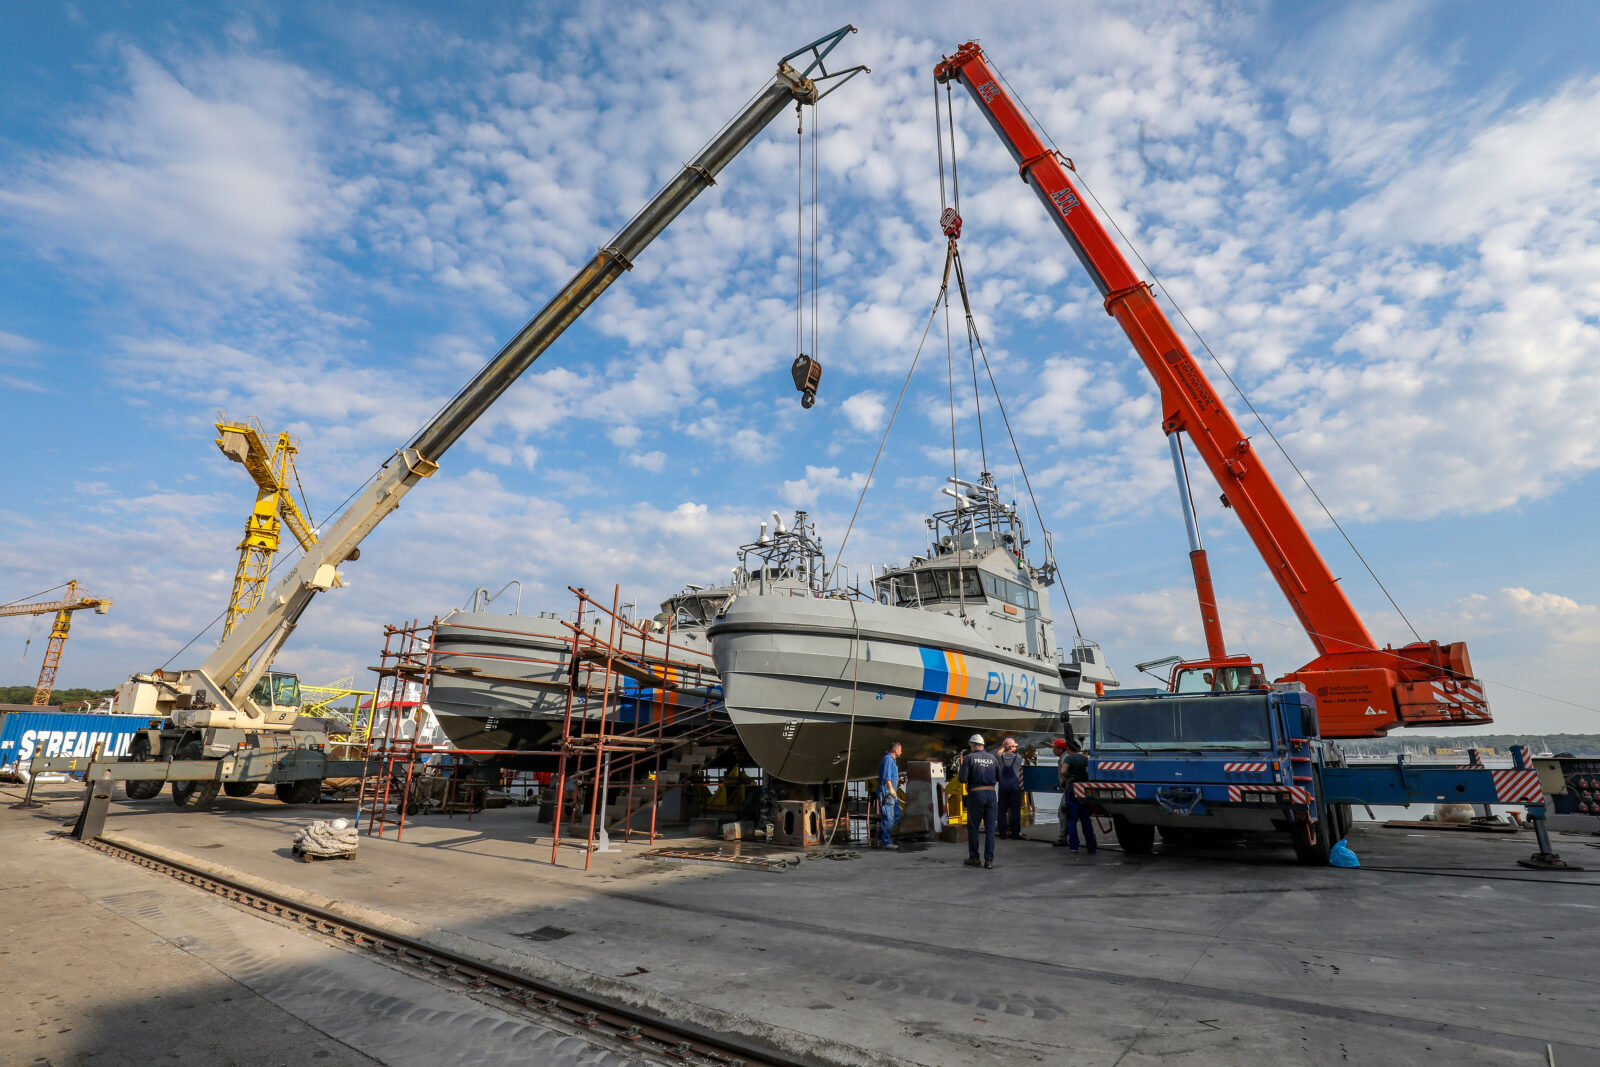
[1517,852,1583,872]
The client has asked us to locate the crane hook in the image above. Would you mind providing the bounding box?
[791,353,822,409]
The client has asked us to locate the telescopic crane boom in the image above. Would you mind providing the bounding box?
[934,41,1488,738]
[122,26,868,733]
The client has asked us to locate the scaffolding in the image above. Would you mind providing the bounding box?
[359,587,752,865]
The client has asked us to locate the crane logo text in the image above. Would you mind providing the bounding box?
[1050,189,1080,218]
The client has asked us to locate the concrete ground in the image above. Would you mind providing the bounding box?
[3,781,1598,1066]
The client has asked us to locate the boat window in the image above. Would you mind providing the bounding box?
[916,572,940,601]
[931,568,983,599]
[981,570,1038,610]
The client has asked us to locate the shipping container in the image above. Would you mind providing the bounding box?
[0,710,158,777]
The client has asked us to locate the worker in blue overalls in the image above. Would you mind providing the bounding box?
[958,733,1001,868]
[996,736,1026,839]
[875,741,903,850]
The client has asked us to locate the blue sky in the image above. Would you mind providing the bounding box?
[2,1,1597,735]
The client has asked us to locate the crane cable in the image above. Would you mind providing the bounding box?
[935,78,1082,638]
[984,56,1423,646]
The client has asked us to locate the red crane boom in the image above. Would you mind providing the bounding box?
[934,41,1489,738]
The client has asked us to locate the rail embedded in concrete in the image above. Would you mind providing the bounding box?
[74,833,820,1067]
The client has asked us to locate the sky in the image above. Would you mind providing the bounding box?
[1,1,1597,736]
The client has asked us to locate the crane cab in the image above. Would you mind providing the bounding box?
[249,671,303,720]
[1169,656,1268,695]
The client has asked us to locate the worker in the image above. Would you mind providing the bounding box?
[996,736,1025,840]
[1056,738,1096,853]
[958,733,1001,868]
[875,741,904,850]
[1051,738,1073,846]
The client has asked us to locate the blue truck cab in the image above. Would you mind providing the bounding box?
[1083,683,1351,864]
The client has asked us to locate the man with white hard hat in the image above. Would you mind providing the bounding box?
[958,733,1002,868]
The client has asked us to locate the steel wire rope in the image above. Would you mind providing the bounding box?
[0,582,72,610]
[828,264,950,577]
[985,56,1423,647]
[950,250,1083,639]
[944,261,967,619]
[796,102,804,363]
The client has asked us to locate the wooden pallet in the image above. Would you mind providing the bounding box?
[293,846,358,862]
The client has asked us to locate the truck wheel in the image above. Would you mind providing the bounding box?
[1113,815,1156,855]
[1333,803,1353,841]
[1291,807,1333,865]
[123,735,164,801]
[170,743,220,810]
[223,782,259,798]
[275,779,321,805]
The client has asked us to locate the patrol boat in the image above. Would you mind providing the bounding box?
[707,474,1116,783]
[428,513,824,762]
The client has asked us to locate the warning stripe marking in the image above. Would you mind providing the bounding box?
[1075,782,1135,799]
[1492,768,1545,803]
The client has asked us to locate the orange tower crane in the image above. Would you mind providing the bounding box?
[0,581,113,704]
[214,414,332,641]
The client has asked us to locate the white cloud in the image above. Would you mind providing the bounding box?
[781,464,869,508]
[840,390,887,434]
[0,47,379,315]
[627,450,666,472]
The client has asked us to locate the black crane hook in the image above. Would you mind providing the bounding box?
[791,353,822,409]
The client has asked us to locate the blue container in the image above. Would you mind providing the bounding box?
[0,710,157,776]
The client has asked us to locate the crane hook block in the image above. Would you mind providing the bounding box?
[940,207,963,239]
[791,353,822,409]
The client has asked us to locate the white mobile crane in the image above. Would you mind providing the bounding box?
[35,27,867,823]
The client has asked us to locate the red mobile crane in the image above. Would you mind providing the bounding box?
[934,42,1489,739]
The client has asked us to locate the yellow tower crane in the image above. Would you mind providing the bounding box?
[214,414,336,640]
[0,581,113,704]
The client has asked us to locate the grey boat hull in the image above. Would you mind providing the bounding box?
[709,596,1069,783]
[429,610,717,765]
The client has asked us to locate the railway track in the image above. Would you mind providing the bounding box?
[78,835,812,1067]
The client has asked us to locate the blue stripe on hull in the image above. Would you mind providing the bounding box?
[911,647,949,721]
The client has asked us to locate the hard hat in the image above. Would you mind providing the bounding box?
[1051,738,1069,750]
[969,733,985,745]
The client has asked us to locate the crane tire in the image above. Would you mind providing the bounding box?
[170,743,220,810]
[223,782,259,798]
[275,779,321,805]
[122,736,164,800]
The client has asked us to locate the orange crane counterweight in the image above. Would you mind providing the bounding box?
[935,41,1488,738]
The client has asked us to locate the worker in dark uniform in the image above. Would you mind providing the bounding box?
[958,733,1001,868]
[996,736,1026,840]
[1056,738,1096,853]
[1051,738,1073,846]
[874,741,903,850]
